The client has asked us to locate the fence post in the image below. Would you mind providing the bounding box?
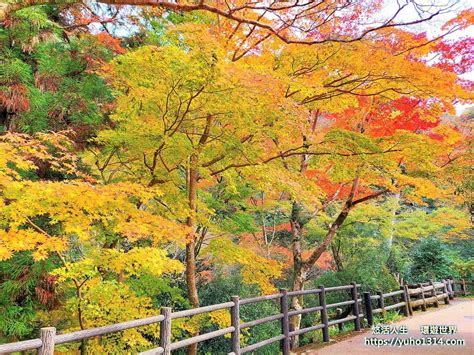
[160,307,172,355]
[230,296,240,355]
[461,279,467,296]
[335,308,343,331]
[38,327,55,355]
[279,289,290,355]
[318,285,330,342]
[376,291,385,318]
[351,282,361,331]
[363,292,373,327]
[446,279,452,299]
[418,283,427,311]
[448,278,454,299]
[399,286,409,317]
[429,280,439,308]
[403,284,413,316]
[442,280,450,305]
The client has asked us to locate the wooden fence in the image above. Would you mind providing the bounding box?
[451,278,473,296]
[0,278,469,355]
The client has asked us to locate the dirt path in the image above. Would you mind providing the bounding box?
[295,299,473,354]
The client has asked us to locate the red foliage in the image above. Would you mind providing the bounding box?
[427,132,444,141]
[433,37,474,75]
[95,32,126,55]
[35,275,58,307]
[329,97,441,137]
[0,83,30,112]
[274,223,291,232]
[305,169,351,196]
[34,72,60,92]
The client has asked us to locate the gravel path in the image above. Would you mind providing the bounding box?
[295,299,473,354]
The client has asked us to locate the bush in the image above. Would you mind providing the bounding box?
[196,272,281,354]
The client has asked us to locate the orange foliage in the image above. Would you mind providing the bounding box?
[0,83,29,112]
[95,32,126,54]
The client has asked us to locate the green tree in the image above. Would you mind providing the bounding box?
[408,237,458,282]
[1,6,115,135]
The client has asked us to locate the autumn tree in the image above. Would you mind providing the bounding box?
[0,131,190,352]
[89,9,473,348]
[226,16,473,344]
[92,23,299,294]
[0,2,472,354]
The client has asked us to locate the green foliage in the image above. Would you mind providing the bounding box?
[313,201,400,294]
[394,206,470,241]
[407,237,458,282]
[372,311,404,324]
[453,259,474,280]
[0,252,58,341]
[202,181,259,235]
[386,245,412,278]
[309,322,354,345]
[0,7,113,133]
[127,274,188,309]
[139,10,217,48]
[315,266,399,298]
[198,273,280,355]
[446,236,474,260]
[0,58,31,84]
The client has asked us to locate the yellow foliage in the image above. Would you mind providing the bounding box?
[100,248,184,277]
[0,179,187,260]
[204,238,282,294]
[0,132,189,261]
[394,207,470,241]
[66,281,159,353]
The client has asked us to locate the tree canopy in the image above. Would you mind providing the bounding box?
[0,1,472,353]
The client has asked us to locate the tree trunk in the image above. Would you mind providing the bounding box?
[305,178,365,268]
[287,178,387,350]
[185,241,199,307]
[305,179,388,270]
[5,112,17,132]
[331,241,343,272]
[289,202,305,349]
[305,200,353,268]
[290,265,306,349]
[184,115,214,354]
[387,192,400,249]
[186,153,200,355]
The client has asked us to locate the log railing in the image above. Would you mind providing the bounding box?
[404,280,450,315]
[363,280,452,326]
[451,278,473,296]
[0,278,467,355]
[364,287,408,326]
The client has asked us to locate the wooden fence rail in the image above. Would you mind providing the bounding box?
[0,278,468,355]
[451,278,473,296]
